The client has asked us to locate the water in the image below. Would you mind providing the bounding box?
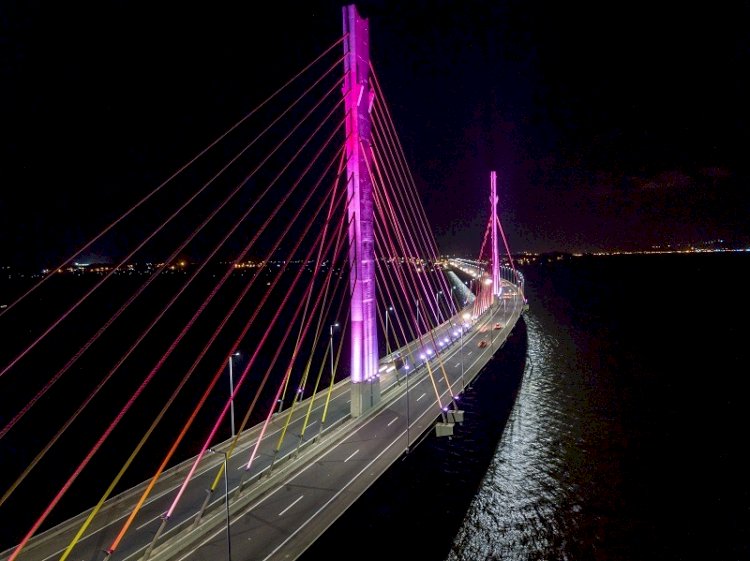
[3,253,748,559]
[300,252,750,561]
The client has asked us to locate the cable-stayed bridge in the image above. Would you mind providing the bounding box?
[0,5,527,561]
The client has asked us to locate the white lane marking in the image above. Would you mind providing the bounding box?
[131,312,536,561]
[278,495,304,517]
[344,449,359,463]
[44,456,226,560]
[173,304,526,561]
[387,417,398,427]
[417,392,426,402]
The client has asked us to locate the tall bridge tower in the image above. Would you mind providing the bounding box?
[490,171,501,297]
[343,4,380,416]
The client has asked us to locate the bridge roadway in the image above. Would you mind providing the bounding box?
[4,283,525,561]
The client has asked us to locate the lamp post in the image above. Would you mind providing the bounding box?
[461,312,471,391]
[415,300,421,338]
[329,322,339,385]
[209,448,231,561]
[384,306,393,356]
[228,352,240,438]
[405,358,410,453]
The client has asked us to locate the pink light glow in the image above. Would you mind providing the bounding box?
[490,171,501,297]
[343,4,378,382]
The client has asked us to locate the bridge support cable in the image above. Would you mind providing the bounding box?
[369,163,456,418]
[369,67,459,316]
[0,80,346,457]
[0,86,345,450]
[368,152,444,330]
[496,214,524,300]
[8,112,349,561]
[369,124,452,329]
[114,143,350,540]
[231,217,353,497]
[370,103,458,321]
[192,203,350,527]
[275,149,346,414]
[372,238,420,369]
[368,139,451,332]
[91,119,350,551]
[373,163,458,411]
[476,217,492,273]
[0,36,347,324]
[373,225,431,378]
[372,211,421,355]
[269,196,352,470]
[144,191,350,557]
[107,148,351,556]
[374,263,414,364]
[371,214,449,423]
[294,266,351,454]
[1,97,346,532]
[370,173,438,368]
[276,150,347,415]
[316,307,350,442]
[0,63,345,389]
[109,143,350,552]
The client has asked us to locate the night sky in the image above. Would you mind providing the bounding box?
[1,0,748,267]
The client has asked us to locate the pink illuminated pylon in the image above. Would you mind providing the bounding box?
[343,5,378,385]
[490,171,501,297]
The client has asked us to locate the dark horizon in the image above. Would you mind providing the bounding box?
[1,1,748,266]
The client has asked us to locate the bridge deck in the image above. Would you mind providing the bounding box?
[3,283,525,561]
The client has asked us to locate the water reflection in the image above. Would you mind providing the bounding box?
[447,311,610,560]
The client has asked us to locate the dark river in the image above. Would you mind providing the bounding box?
[2,253,748,559]
[301,252,750,561]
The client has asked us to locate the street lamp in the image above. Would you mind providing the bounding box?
[228,352,240,438]
[329,322,340,385]
[405,355,411,453]
[435,290,443,323]
[208,448,231,561]
[415,300,421,338]
[461,312,471,390]
[384,306,393,356]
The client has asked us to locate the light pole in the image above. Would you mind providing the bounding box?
[329,322,339,385]
[405,358,410,453]
[384,306,393,356]
[415,300,421,338]
[228,352,240,438]
[209,448,231,561]
[461,312,471,391]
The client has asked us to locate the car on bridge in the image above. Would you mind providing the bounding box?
[478,340,488,348]
[493,322,503,330]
